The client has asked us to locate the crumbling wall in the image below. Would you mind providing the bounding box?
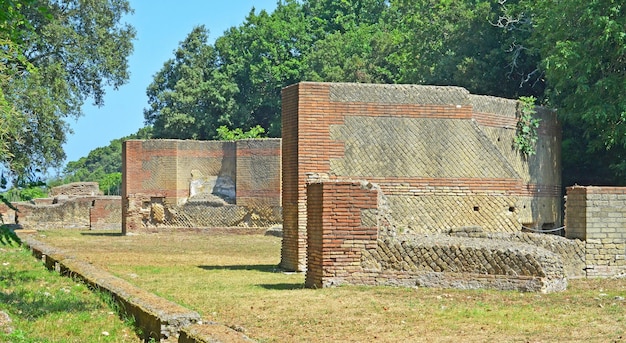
[305,181,572,293]
[565,186,626,277]
[122,139,282,233]
[282,82,562,271]
[49,182,102,197]
[0,182,119,230]
[0,196,120,230]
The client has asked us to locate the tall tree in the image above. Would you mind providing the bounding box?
[304,23,398,83]
[144,26,237,139]
[215,0,312,137]
[386,0,543,98]
[531,0,626,179]
[0,0,135,181]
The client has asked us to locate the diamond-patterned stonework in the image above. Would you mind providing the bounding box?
[329,116,519,179]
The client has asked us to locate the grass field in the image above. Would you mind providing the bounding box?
[23,229,626,342]
[0,228,140,342]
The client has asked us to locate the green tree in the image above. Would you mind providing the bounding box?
[98,172,121,195]
[1,0,135,181]
[216,125,265,140]
[302,0,389,34]
[304,23,398,83]
[215,0,313,137]
[531,0,626,179]
[386,0,543,98]
[1,0,43,174]
[61,127,152,189]
[144,26,237,140]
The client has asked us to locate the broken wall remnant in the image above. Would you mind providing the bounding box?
[281,82,562,271]
[0,182,120,230]
[122,138,282,233]
[305,181,577,293]
[49,181,102,197]
[565,186,626,277]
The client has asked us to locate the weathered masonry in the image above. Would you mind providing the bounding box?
[122,139,281,233]
[565,186,626,277]
[0,182,120,230]
[281,82,562,272]
[305,181,579,293]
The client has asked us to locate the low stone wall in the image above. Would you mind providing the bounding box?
[358,235,566,293]
[19,235,253,342]
[455,231,586,279]
[305,180,575,293]
[0,196,121,230]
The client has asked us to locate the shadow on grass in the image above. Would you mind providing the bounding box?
[80,231,125,237]
[0,225,21,246]
[198,264,281,273]
[258,283,305,290]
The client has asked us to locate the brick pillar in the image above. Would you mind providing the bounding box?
[280,83,303,271]
[122,140,143,234]
[305,181,379,288]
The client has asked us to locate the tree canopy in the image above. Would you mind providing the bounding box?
[143,0,625,185]
[0,0,135,182]
[2,0,618,187]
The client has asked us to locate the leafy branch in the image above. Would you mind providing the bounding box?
[216,125,266,141]
[514,96,541,158]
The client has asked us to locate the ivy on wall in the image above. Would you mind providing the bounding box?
[514,96,541,158]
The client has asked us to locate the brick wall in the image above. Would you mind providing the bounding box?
[305,181,379,288]
[282,82,562,271]
[565,186,626,277]
[89,197,122,230]
[305,181,569,293]
[235,139,282,208]
[122,139,281,232]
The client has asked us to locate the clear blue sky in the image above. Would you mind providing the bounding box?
[62,0,278,165]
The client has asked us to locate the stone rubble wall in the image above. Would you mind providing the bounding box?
[49,182,102,197]
[358,235,567,293]
[0,196,120,230]
[306,180,582,293]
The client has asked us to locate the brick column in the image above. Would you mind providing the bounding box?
[305,181,379,288]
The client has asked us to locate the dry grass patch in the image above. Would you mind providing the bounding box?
[36,230,626,343]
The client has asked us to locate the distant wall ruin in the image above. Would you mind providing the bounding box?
[122,139,281,233]
[282,82,562,271]
[0,182,120,230]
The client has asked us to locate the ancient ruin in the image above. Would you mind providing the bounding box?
[6,82,626,294]
[121,139,282,233]
[281,82,621,292]
[0,182,120,230]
